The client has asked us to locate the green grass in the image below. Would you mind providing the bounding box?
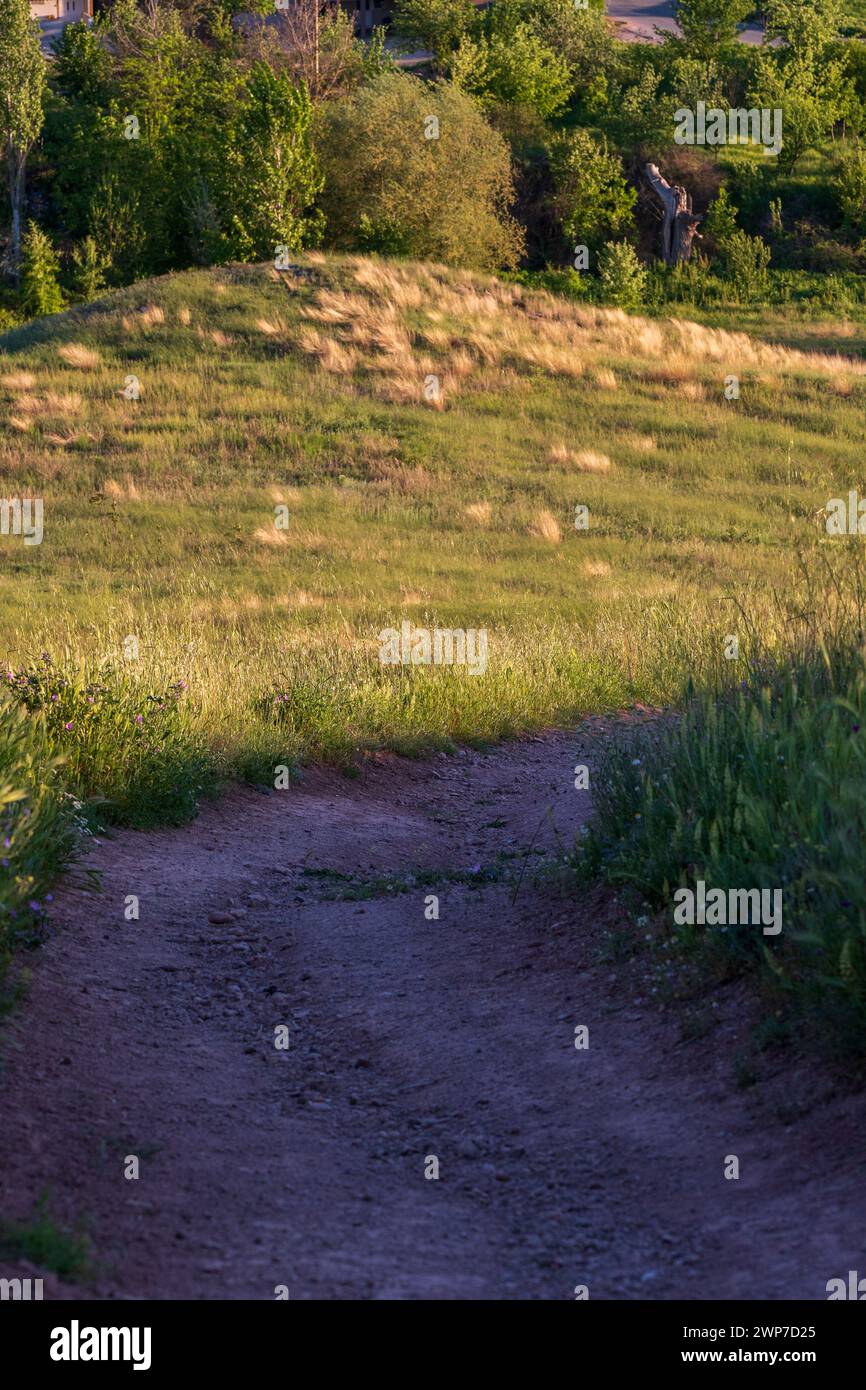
[0,253,863,795]
[0,1195,89,1281]
[575,547,866,1054]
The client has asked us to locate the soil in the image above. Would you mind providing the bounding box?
[1,725,864,1300]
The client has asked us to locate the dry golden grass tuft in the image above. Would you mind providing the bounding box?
[1,370,36,391]
[58,343,101,370]
[43,392,83,416]
[320,339,357,374]
[253,525,289,546]
[8,415,30,432]
[177,306,192,326]
[549,445,611,473]
[256,317,288,336]
[622,432,656,452]
[828,375,854,397]
[130,304,165,331]
[267,484,302,506]
[530,509,562,544]
[198,327,234,348]
[14,391,82,418]
[680,380,706,401]
[369,461,432,494]
[583,560,611,577]
[465,501,492,525]
[594,368,618,390]
[296,327,357,374]
[103,475,140,500]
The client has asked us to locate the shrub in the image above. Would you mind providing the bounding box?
[2,655,216,829]
[597,239,646,308]
[70,235,110,301]
[19,222,64,317]
[316,72,524,270]
[723,229,771,302]
[0,694,79,978]
[550,128,636,259]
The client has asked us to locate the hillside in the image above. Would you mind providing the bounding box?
[0,253,863,781]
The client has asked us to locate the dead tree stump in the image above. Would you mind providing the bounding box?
[645,164,703,266]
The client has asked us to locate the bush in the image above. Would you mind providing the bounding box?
[0,695,79,980]
[597,239,646,308]
[550,128,636,260]
[2,655,216,829]
[316,72,524,270]
[19,223,64,317]
[723,229,771,302]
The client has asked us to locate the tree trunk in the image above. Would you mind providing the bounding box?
[645,163,702,266]
[7,149,24,285]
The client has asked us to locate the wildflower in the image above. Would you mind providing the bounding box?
[135,714,143,725]
[28,900,40,912]
[64,721,74,731]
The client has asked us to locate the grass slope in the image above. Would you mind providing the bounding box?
[0,250,863,788]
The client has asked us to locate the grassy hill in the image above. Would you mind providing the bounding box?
[0,251,864,792]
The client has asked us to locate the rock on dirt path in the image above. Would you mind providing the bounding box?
[1,728,864,1300]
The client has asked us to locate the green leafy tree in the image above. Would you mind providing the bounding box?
[221,64,323,260]
[0,0,46,280]
[673,0,750,59]
[750,0,849,170]
[20,222,63,316]
[316,72,524,270]
[391,0,477,68]
[597,241,646,309]
[833,142,866,230]
[71,235,110,301]
[551,129,636,258]
[450,22,573,119]
[763,0,843,60]
[750,52,848,171]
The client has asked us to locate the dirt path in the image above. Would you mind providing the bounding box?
[1,727,864,1300]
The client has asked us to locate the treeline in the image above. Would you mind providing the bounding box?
[2,0,866,322]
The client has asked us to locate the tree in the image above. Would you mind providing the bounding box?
[20,222,63,316]
[834,142,866,230]
[240,1,388,103]
[550,129,636,259]
[750,47,848,171]
[316,72,524,270]
[750,0,849,170]
[763,0,843,60]
[450,23,573,120]
[71,235,110,301]
[703,185,739,247]
[391,0,477,69]
[0,0,46,281]
[673,0,750,59]
[221,63,324,260]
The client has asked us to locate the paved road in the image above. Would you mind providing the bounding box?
[606,0,765,45]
